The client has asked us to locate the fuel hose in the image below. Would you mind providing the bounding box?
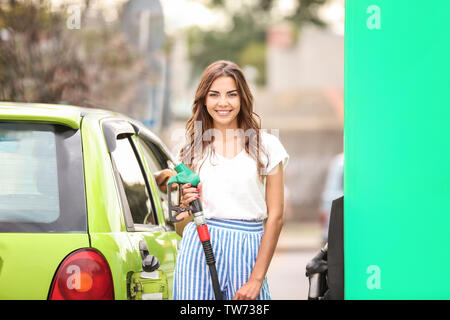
[168,162,223,300]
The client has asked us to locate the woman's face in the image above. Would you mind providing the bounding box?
[205,76,241,130]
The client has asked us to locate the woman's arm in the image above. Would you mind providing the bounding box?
[233,162,285,300]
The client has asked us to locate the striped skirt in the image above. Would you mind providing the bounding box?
[173,218,271,300]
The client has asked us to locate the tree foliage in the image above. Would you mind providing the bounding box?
[205,0,328,26]
[187,0,329,85]
[0,0,149,114]
[188,11,266,84]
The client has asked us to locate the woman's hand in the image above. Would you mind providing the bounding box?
[232,278,263,300]
[181,182,202,207]
[153,169,177,194]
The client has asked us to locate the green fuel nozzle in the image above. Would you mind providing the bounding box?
[167,162,200,187]
[166,161,223,300]
[166,162,202,223]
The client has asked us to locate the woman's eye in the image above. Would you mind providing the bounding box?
[229,93,238,97]
[209,93,218,97]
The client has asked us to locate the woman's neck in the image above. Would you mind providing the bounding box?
[213,127,239,142]
[213,119,240,140]
[212,126,244,157]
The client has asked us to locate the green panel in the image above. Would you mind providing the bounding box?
[0,234,89,299]
[90,230,179,300]
[344,0,450,299]
[127,231,179,299]
[0,103,81,129]
[82,116,127,233]
[89,233,135,300]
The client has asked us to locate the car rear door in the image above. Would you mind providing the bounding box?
[101,119,179,299]
[0,122,89,299]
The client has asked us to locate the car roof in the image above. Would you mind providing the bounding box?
[0,102,117,129]
[0,102,171,156]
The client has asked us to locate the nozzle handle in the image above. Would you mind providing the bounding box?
[167,162,200,187]
[167,182,190,223]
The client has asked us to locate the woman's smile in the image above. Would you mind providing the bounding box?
[215,109,232,116]
[206,76,241,129]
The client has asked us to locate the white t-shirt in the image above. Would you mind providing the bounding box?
[177,131,289,220]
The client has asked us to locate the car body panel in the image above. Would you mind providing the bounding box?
[81,115,127,234]
[81,113,180,299]
[0,103,82,129]
[88,233,135,300]
[126,231,178,298]
[0,233,90,299]
[0,103,180,300]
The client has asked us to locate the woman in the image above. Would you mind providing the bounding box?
[173,60,289,300]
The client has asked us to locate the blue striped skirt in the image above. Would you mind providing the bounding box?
[173,218,271,300]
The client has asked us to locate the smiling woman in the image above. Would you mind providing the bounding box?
[205,76,241,137]
[173,60,289,300]
[181,60,266,178]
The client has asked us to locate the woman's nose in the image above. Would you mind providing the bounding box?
[218,95,228,106]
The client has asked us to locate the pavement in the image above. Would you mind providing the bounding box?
[266,221,322,300]
[276,221,322,252]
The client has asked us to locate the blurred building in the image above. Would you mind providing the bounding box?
[169,33,194,120]
[258,23,344,221]
[160,2,345,222]
[267,24,344,91]
[121,0,170,133]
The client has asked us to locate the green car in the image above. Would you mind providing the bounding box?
[0,102,181,300]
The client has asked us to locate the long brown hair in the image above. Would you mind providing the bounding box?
[179,60,268,182]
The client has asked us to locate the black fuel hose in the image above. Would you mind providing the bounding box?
[191,198,223,300]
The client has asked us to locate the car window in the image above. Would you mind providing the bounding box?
[0,122,86,233]
[110,135,157,226]
[0,125,59,223]
[137,137,177,226]
[138,138,163,174]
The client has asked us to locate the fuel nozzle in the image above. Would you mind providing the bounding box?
[167,162,202,223]
[167,161,222,300]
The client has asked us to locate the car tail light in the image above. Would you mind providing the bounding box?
[48,248,114,300]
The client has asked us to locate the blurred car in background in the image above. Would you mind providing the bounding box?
[0,103,180,300]
[319,153,343,243]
